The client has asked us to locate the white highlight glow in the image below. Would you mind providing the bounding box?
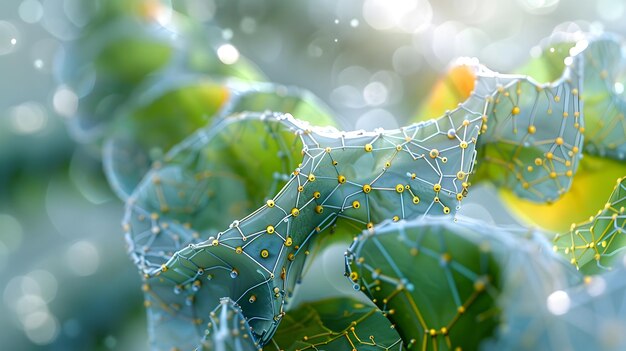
[19,0,44,24]
[9,102,48,134]
[65,241,99,276]
[363,0,432,33]
[547,290,570,315]
[52,85,78,118]
[217,44,240,65]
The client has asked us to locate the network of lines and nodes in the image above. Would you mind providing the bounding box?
[553,177,626,274]
[125,111,318,350]
[195,298,258,351]
[263,297,403,351]
[517,32,626,161]
[104,82,338,200]
[132,105,484,348]
[474,52,584,203]
[112,29,626,351]
[572,34,626,160]
[345,217,507,351]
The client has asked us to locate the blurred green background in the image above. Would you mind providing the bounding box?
[0,0,625,350]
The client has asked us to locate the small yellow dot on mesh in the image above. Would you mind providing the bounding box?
[433,184,441,192]
[563,111,569,118]
[554,95,560,102]
[266,225,275,234]
[547,108,553,115]
[566,170,573,177]
[456,193,463,201]
[527,166,534,172]
[457,171,465,180]
[313,191,321,199]
[235,247,243,254]
[574,111,580,117]
[572,146,579,154]
[474,279,486,291]
[443,207,451,214]
[385,161,391,168]
[288,253,295,261]
[458,306,466,314]
[396,145,402,151]
[572,88,578,95]
[315,205,324,214]
[522,182,530,189]
[441,157,448,163]
[429,329,437,336]
[362,184,372,193]
[297,186,304,192]
[350,272,359,281]
[338,175,346,184]
[460,141,468,149]
[528,125,536,134]
[579,127,585,133]
[291,208,300,217]
[366,222,374,229]
[308,174,316,182]
[392,215,400,222]
[555,137,564,145]
[549,172,557,179]
[364,144,373,152]
[440,327,448,335]
[429,149,439,158]
[413,196,420,204]
[396,184,404,193]
[462,119,470,126]
[212,239,219,246]
[260,249,269,258]
[325,147,332,153]
[284,237,293,246]
[352,201,361,209]
[546,152,554,160]
[511,106,520,115]
[266,200,275,208]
